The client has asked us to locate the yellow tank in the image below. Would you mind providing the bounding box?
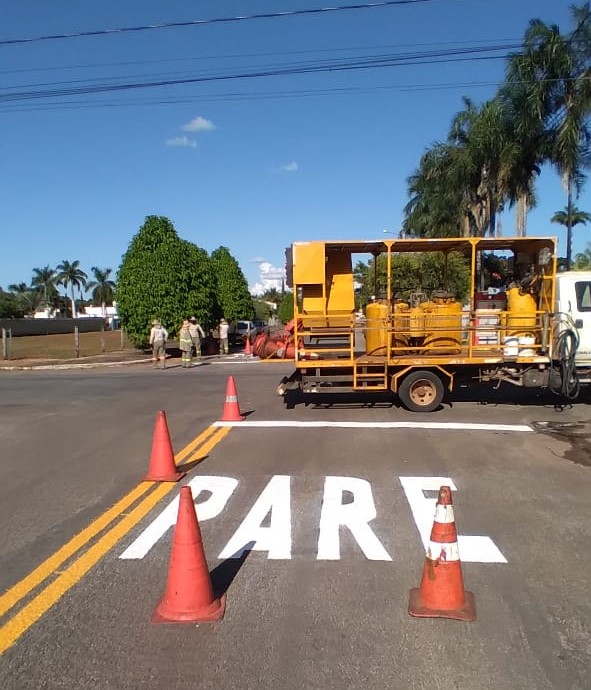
[506,287,538,337]
[365,301,389,355]
[392,302,409,349]
[408,306,425,338]
[423,297,462,351]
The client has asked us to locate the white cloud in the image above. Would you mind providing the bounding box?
[181,116,216,132]
[250,260,285,296]
[279,161,299,172]
[165,136,197,148]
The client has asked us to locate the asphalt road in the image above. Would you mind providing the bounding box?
[0,361,590,690]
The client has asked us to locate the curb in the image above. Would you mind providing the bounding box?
[0,354,296,372]
[0,358,152,372]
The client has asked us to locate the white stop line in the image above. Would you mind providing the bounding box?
[120,475,507,564]
[214,421,533,431]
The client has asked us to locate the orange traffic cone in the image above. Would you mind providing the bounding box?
[220,376,244,422]
[152,486,226,623]
[244,336,252,356]
[408,485,476,621]
[143,411,186,482]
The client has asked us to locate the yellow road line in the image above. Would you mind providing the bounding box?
[0,424,219,619]
[0,424,231,655]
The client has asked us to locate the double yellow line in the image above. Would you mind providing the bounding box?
[0,423,231,655]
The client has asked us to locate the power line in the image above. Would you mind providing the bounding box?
[0,0,457,47]
[1,42,519,93]
[0,81,506,114]
[2,74,581,115]
[0,37,518,77]
[0,44,516,103]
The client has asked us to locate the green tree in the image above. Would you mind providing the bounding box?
[7,282,37,315]
[56,260,87,318]
[253,299,273,320]
[210,246,254,322]
[277,291,294,323]
[574,242,591,269]
[354,252,471,305]
[31,265,58,305]
[0,288,27,318]
[504,7,591,266]
[87,267,116,318]
[261,287,282,305]
[404,96,518,239]
[403,143,471,238]
[500,63,546,236]
[116,216,218,346]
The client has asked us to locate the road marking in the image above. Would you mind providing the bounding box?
[0,424,230,655]
[0,424,219,620]
[120,476,239,560]
[219,475,292,560]
[399,476,507,563]
[214,421,533,432]
[123,474,504,564]
[0,482,153,619]
[317,477,392,561]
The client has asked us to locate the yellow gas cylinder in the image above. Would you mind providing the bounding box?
[365,301,389,355]
[408,305,425,338]
[424,296,462,351]
[392,301,409,349]
[506,287,538,336]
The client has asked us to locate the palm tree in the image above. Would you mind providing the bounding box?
[498,78,546,236]
[403,143,472,237]
[8,282,29,294]
[448,97,518,237]
[56,260,87,318]
[551,205,591,229]
[87,267,116,318]
[507,9,591,267]
[31,265,58,305]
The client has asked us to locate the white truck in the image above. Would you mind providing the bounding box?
[555,271,591,385]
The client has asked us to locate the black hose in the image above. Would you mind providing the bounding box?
[550,327,580,400]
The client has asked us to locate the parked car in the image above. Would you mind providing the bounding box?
[252,320,267,333]
[233,320,256,344]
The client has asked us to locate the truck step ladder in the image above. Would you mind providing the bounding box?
[353,359,388,390]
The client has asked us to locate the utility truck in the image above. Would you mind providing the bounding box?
[277,236,591,411]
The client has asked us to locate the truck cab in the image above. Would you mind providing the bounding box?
[555,271,591,379]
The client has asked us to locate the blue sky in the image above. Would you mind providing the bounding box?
[1,0,585,296]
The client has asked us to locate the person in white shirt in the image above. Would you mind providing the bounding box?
[219,318,229,355]
[149,319,168,369]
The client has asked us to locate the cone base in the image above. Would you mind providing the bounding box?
[408,588,476,622]
[151,592,226,624]
[142,470,186,483]
[220,409,244,422]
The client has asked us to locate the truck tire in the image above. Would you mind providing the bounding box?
[398,370,444,413]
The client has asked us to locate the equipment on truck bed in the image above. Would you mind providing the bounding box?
[277,236,585,411]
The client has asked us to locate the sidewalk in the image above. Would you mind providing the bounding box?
[0,350,152,371]
[0,349,266,371]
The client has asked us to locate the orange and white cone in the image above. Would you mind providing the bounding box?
[244,336,252,356]
[220,375,244,422]
[408,485,476,621]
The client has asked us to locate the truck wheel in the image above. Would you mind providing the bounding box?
[398,370,444,413]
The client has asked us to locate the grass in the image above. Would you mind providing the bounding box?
[2,330,141,361]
